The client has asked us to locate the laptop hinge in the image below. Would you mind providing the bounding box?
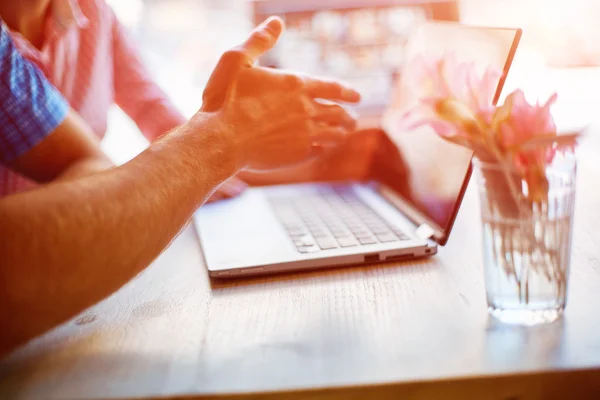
[415,223,436,240]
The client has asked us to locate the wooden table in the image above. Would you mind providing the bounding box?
[2,129,600,399]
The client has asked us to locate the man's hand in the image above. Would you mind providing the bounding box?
[311,128,379,182]
[207,176,247,202]
[200,17,361,172]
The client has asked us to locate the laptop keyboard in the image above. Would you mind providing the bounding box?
[269,186,411,254]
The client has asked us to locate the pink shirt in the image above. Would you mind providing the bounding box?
[1,0,185,195]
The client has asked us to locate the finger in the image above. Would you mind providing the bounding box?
[311,103,357,131]
[201,17,284,111]
[310,124,350,148]
[220,178,248,197]
[207,191,225,203]
[202,50,249,111]
[303,77,361,103]
[229,177,249,193]
[235,16,284,66]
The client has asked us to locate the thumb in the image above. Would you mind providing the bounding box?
[235,16,284,66]
[201,16,284,112]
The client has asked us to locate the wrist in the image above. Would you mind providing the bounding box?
[140,112,241,209]
[181,111,242,178]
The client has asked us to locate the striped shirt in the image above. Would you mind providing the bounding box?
[4,0,185,195]
[0,21,68,197]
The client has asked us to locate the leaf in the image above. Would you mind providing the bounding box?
[433,98,481,134]
[437,135,493,161]
[491,92,514,134]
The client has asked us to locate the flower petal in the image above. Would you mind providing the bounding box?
[492,93,514,138]
[427,120,458,137]
[516,132,580,152]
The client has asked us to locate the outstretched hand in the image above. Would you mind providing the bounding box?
[201,16,285,112]
[200,17,361,172]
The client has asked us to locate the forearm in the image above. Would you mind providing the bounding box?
[56,156,115,181]
[0,113,236,356]
[8,109,117,184]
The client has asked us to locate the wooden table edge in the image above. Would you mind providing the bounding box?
[92,367,600,400]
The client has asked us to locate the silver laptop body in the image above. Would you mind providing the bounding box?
[194,22,522,278]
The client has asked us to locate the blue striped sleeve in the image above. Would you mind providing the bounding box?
[0,21,68,163]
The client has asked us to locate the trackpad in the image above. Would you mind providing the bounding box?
[195,189,294,268]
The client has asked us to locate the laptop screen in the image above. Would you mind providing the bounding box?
[370,22,521,244]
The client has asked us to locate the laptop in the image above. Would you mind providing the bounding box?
[194,21,522,278]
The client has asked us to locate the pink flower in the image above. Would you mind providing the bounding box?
[402,55,577,167]
[400,55,502,142]
[407,55,501,110]
[494,89,558,150]
[490,89,571,182]
[400,55,579,206]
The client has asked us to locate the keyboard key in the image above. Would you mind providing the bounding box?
[293,237,313,247]
[391,229,411,240]
[332,231,352,240]
[344,223,360,230]
[376,233,399,243]
[316,237,339,250]
[358,236,378,245]
[345,222,363,230]
[271,188,413,250]
[329,227,347,236]
[362,219,385,228]
[368,225,392,235]
[350,227,370,237]
[337,237,359,247]
[297,245,320,253]
[294,236,315,247]
[283,224,303,232]
[304,222,321,230]
[352,230,372,239]
[289,229,309,237]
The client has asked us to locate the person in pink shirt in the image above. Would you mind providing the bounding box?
[0,0,377,197]
[0,0,248,199]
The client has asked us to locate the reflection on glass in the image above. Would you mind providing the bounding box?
[264,4,428,111]
[374,23,519,234]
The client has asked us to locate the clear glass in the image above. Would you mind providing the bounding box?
[474,154,577,325]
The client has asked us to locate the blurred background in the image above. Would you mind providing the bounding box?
[102,0,600,163]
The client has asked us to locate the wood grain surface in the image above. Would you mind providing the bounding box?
[1,132,600,399]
